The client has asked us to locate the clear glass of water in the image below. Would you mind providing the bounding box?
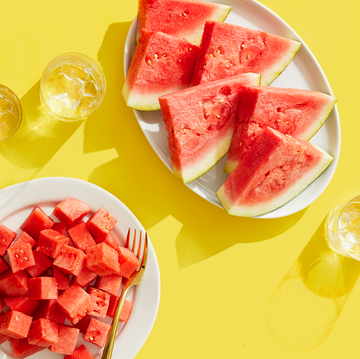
[0,84,22,143]
[326,196,360,261]
[40,53,106,121]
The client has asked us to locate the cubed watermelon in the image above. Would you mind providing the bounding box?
[8,243,36,273]
[49,325,79,355]
[0,295,5,311]
[29,277,58,300]
[0,310,32,339]
[95,274,122,296]
[52,266,70,291]
[52,222,66,235]
[53,245,85,277]
[86,208,117,238]
[0,256,9,275]
[53,197,91,228]
[9,338,45,358]
[67,221,96,252]
[64,344,94,359]
[26,250,53,277]
[32,299,65,325]
[20,207,54,240]
[84,318,110,347]
[106,296,133,322]
[0,331,9,345]
[86,243,120,277]
[11,232,37,250]
[0,224,17,256]
[4,296,40,315]
[117,246,140,278]
[86,287,110,318]
[94,232,122,249]
[73,265,97,288]
[57,283,94,324]
[27,318,58,347]
[36,229,69,258]
[0,269,30,296]
[71,313,90,334]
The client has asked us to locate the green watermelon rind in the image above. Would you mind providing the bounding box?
[223,94,337,175]
[217,144,334,217]
[261,39,301,86]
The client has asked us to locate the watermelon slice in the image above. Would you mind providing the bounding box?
[216,127,333,217]
[159,73,261,183]
[137,0,231,46]
[224,86,337,174]
[123,30,199,111]
[190,21,301,87]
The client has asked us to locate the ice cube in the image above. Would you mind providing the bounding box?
[0,96,14,115]
[48,93,72,116]
[47,70,72,97]
[84,80,98,97]
[66,76,85,110]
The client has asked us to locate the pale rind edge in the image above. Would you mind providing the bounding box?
[216,146,334,217]
[122,81,161,111]
[261,40,301,86]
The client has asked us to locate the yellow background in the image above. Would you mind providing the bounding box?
[0,0,359,358]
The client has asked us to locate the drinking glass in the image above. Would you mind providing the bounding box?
[0,85,22,143]
[326,196,360,260]
[40,52,106,121]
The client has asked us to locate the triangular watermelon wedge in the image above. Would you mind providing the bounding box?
[190,21,301,87]
[159,73,261,183]
[217,127,333,217]
[123,30,200,111]
[224,86,336,174]
[137,0,231,46]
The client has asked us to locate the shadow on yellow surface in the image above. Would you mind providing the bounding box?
[0,81,81,187]
[267,217,360,351]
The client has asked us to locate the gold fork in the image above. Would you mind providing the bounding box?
[101,229,148,359]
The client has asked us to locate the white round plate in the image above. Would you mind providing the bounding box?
[123,0,340,218]
[0,177,160,359]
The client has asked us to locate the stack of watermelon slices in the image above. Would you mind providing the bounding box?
[0,197,138,358]
[123,0,337,217]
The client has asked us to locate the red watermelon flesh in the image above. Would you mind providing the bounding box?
[190,21,301,87]
[36,229,69,258]
[53,245,86,277]
[86,286,110,318]
[73,265,98,288]
[11,232,37,250]
[217,127,333,217]
[49,325,79,355]
[71,314,90,334]
[94,232,122,249]
[83,318,110,347]
[159,73,261,183]
[0,310,33,339]
[0,256,9,275]
[86,207,117,238]
[9,338,45,358]
[64,344,94,359]
[95,274,122,296]
[26,250,52,278]
[52,222,66,235]
[0,331,9,345]
[0,225,17,256]
[67,221,96,252]
[224,86,337,174]
[27,318,58,347]
[32,299,65,325]
[123,30,200,111]
[29,277,58,300]
[117,247,140,278]
[137,0,231,46]
[86,243,121,277]
[107,296,133,323]
[20,207,54,240]
[0,270,30,296]
[8,243,36,273]
[52,266,71,291]
[4,296,40,315]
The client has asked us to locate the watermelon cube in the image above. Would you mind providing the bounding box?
[0,224,17,256]
[52,222,66,235]
[0,256,9,275]
[67,221,96,251]
[86,207,117,238]
[49,325,79,355]
[53,245,86,276]
[84,318,110,347]
[86,287,110,318]
[8,243,36,273]
[52,266,70,291]
[0,269,30,296]
[86,243,120,277]
[27,318,58,347]
[117,246,140,278]
[94,232,122,249]
[9,338,45,358]
[95,274,122,296]
[72,314,90,334]
[73,265,97,288]
[64,344,94,359]
[107,296,133,322]
[11,232,37,249]
[53,197,91,228]
[0,310,32,339]
[36,229,69,258]
[32,299,65,325]
[57,283,94,324]
[26,250,53,277]
[4,296,40,315]
[0,295,5,311]
[20,206,54,240]
[29,277,58,300]
[0,331,9,345]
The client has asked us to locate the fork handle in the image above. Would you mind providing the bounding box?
[101,287,130,359]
